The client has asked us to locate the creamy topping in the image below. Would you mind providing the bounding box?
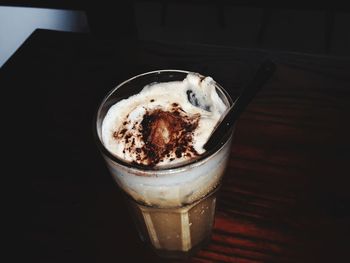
[102,73,227,167]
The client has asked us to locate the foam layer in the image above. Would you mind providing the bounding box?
[102,73,227,167]
[105,136,232,208]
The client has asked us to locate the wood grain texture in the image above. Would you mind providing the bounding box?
[2,30,349,263]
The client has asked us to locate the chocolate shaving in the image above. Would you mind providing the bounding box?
[113,106,200,167]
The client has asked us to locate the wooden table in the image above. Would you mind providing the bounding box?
[4,29,349,262]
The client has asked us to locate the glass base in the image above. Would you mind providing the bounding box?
[126,188,219,259]
[151,234,211,259]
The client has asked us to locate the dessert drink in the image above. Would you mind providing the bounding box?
[94,70,234,258]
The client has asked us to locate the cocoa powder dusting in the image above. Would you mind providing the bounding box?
[113,105,200,167]
[139,108,200,166]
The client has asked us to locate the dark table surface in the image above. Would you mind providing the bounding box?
[4,29,350,262]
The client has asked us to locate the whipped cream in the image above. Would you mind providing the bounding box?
[102,73,227,167]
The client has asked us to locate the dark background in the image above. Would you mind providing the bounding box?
[1,1,350,56]
[2,1,349,263]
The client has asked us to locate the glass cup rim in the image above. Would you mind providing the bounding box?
[93,69,234,173]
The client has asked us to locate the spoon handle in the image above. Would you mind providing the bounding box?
[203,59,276,150]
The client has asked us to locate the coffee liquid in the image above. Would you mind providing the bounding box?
[128,187,219,258]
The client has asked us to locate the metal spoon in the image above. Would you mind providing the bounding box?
[203,59,276,151]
